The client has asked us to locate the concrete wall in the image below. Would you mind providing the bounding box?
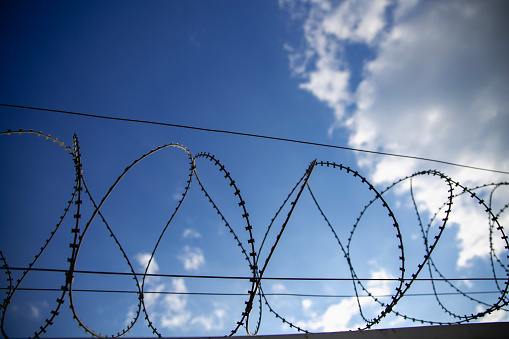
[173,322,508,339]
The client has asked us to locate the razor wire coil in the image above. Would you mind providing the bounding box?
[1,129,508,338]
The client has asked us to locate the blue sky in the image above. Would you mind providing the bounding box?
[1,0,508,337]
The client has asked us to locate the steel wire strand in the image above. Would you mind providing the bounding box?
[409,176,471,321]
[306,181,377,324]
[382,173,509,325]
[424,182,509,307]
[0,251,12,312]
[257,168,308,258]
[33,136,81,339]
[305,181,367,316]
[306,172,373,325]
[253,165,311,333]
[192,153,260,336]
[70,168,143,338]
[341,171,426,325]
[253,161,317,334]
[487,184,509,294]
[0,190,77,320]
[353,170,460,326]
[134,145,195,338]
[2,267,506,282]
[0,130,78,339]
[415,180,473,321]
[408,175,462,321]
[2,103,508,176]
[66,142,194,338]
[0,286,504,298]
[308,162,407,330]
[420,183,509,316]
[446,181,509,318]
[253,169,313,333]
[259,283,309,334]
[308,168,463,326]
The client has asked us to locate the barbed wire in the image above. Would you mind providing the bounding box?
[1,129,508,338]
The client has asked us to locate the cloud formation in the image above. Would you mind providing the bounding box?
[183,228,202,239]
[178,246,205,271]
[134,252,225,332]
[283,0,509,268]
[296,269,393,331]
[190,304,227,331]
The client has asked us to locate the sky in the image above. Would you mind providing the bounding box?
[0,0,508,337]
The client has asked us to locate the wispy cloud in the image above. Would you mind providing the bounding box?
[8,300,48,325]
[272,283,286,293]
[29,303,40,319]
[302,299,312,311]
[159,278,191,329]
[183,228,201,239]
[178,246,205,271]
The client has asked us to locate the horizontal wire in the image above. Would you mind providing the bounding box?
[1,103,508,175]
[5,267,508,282]
[1,287,502,299]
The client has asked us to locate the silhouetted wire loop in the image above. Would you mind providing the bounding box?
[1,130,508,338]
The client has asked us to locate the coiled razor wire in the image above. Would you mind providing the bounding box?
[0,129,508,338]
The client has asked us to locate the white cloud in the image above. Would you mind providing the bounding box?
[160,278,191,329]
[29,303,40,319]
[272,283,286,293]
[352,0,509,267]
[132,253,225,332]
[160,307,191,330]
[191,304,227,331]
[365,269,393,297]
[299,298,360,331]
[460,279,474,289]
[135,253,164,308]
[296,269,393,332]
[300,67,350,112]
[178,246,205,271]
[134,255,190,329]
[302,299,312,311]
[393,0,419,21]
[136,253,160,276]
[322,0,390,45]
[145,282,166,309]
[348,0,509,184]
[183,228,201,239]
[475,304,509,323]
[124,306,136,327]
[388,315,407,327]
[8,300,48,325]
[158,281,227,331]
[284,0,509,268]
[286,0,393,121]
